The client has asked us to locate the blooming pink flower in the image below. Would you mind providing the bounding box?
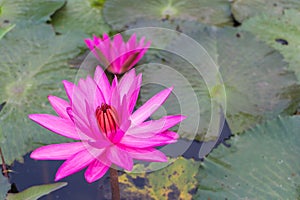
[29,67,185,183]
[85,33,151,74]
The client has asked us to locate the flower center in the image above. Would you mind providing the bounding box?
[95,103,119,140]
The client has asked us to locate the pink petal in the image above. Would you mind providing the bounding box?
[93,35,102,45]
[107,145,133,171]
[129,41,151,68]
[94,66,111,103]
[131,87,173,126]
[55,149,97,181]
[121,146,167,162]
[84,38,94,50]
[70,83,89,119]
[128,73,142,113]
[81,76,105,111]
[117,95,131,132]
[72,112,95,140]
[84,160,110,183]
[102,33,110,41]
[48,95,70,119]
[119,68,136,97]
[120,131,178,148]
[127,115,185,137]
[84,99,110,141]
[113,33,124,51]
[62,80,75,104]
[127,33,137,49]
[29,114,80,140]
[30,142,86,160]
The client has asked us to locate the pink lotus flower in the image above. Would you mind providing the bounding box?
[29,67,185,183]
[85,33,151,74]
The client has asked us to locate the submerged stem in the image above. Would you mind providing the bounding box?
[109,166,120,200]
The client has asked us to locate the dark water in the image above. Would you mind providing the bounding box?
[8,120,232,199]
[10,155,111,200]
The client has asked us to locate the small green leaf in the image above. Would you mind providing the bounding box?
[0,174,10,200]
[7,182,67,200]
[195,116,300,199]
[103,0,232,30]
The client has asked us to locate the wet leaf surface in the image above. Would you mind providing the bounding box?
[196,116,300,199]
[0,24,81,165]
[51,0,109,38]
[232,0,300,23]
[138,25,300,137]
[103,0,232,30]
[242,9,300,81]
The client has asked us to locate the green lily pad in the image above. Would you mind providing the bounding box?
[7,182,67,200]
[138,26,300,138]
[0,0,65,24]
[0,24,81,165]
[241,9,300,81]
[103,0,233,30]
[232,0,300,23]
[119,157,200,200]
[51,0,110,36]
[195,116,300,199]
[0,174,10,200]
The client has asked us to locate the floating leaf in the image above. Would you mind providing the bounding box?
[7,182,67,200]
[241,9,300,81]
[51,0,110,36]
[138,26,300,138]
[119,157,200,200]
[0,24,81,165]
[0,174,10,200]
[103,0,232,30]
[0,0,65,24]
[196,116,300,199]
[231,0,300,23]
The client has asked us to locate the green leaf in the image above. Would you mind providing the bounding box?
[0,23,14,40]
[195,116,300,199]
[7,182,67,200]
[241,9,300,81]
[51,0,110,36]
[0,24,81,165]
[138,26,300,138]
[119,157,200,200]
[103,0,232,30]
[231,0,300,23]
[0,174,10,200]
[0,0,65,24]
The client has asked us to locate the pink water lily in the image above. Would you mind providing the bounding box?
[85,33,151,74]
[29,67,185,183]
